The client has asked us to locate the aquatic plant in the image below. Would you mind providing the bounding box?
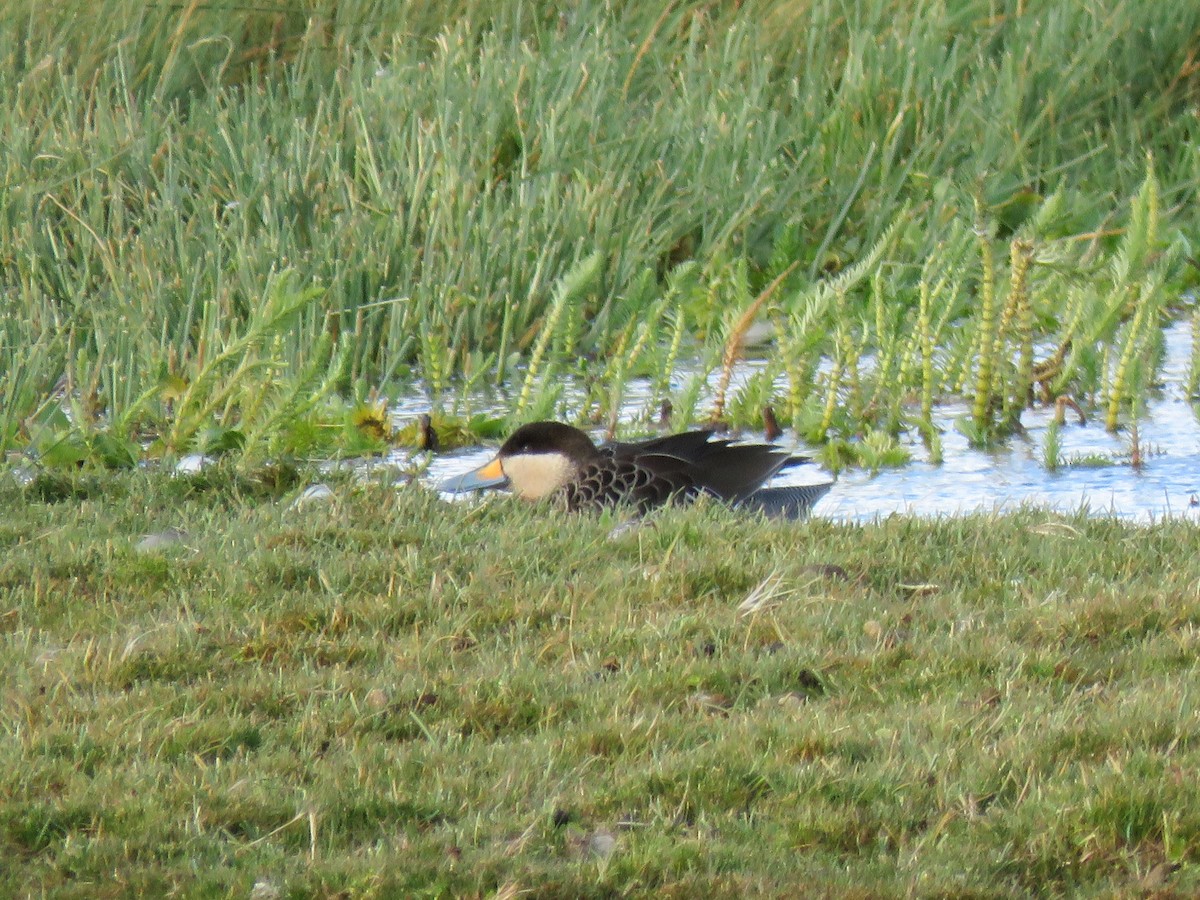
[1189,300,1200,399]
[970,197,1001,440]
[514,251,601,421]
[1104,163,1171,431]
[1042,417,1062,472]
[710,261,797,424]
[1,0,1197,470]
[1000,237,1036,427]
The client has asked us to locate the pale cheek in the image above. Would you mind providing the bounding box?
[502,455,571,500]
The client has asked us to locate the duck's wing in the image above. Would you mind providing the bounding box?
[683,442,801,504]
[598,430,812,507]
[613,447,808,510]
[564,454,698,513]
[603,430,717,463]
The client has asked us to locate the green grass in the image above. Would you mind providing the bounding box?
[1,0,1199,464]
[3,471,1200,896]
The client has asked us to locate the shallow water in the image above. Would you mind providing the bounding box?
[403,320,1200,524]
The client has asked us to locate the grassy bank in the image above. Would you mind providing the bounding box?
[2,1,1199,465]
[3,472,1200,896]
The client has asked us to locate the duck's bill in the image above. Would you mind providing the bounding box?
[438,456,509,493]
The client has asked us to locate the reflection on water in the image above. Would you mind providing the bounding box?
[402,320,1200,524]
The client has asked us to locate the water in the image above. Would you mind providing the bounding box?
[403,321,1200,524]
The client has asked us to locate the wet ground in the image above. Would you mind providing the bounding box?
[410,320,1200,524]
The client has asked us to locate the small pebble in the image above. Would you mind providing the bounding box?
[174,454,212,474]
[249,878,281,900]
[291,484,334,509]
[607,519,645,540]
[135,528,189,554]
[588,830,617,859]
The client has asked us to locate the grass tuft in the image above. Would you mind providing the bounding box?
[3,474,1200,892]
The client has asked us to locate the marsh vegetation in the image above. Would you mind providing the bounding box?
[2,0,1198,469]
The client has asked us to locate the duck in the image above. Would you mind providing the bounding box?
[438,420,831,518]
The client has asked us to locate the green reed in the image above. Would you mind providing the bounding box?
[1042,416,1062,472]
[1001,237,1036,428]
[970,198,1000,437]
[1,0,1197,469]
[816,291,849,442]
[1104,164,1171,432]
[1189,301,1200,399]
[514,252,601,421]
[711,261,797,423]
[917,274,935,434]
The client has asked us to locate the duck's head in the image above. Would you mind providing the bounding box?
[439,421,600,500]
